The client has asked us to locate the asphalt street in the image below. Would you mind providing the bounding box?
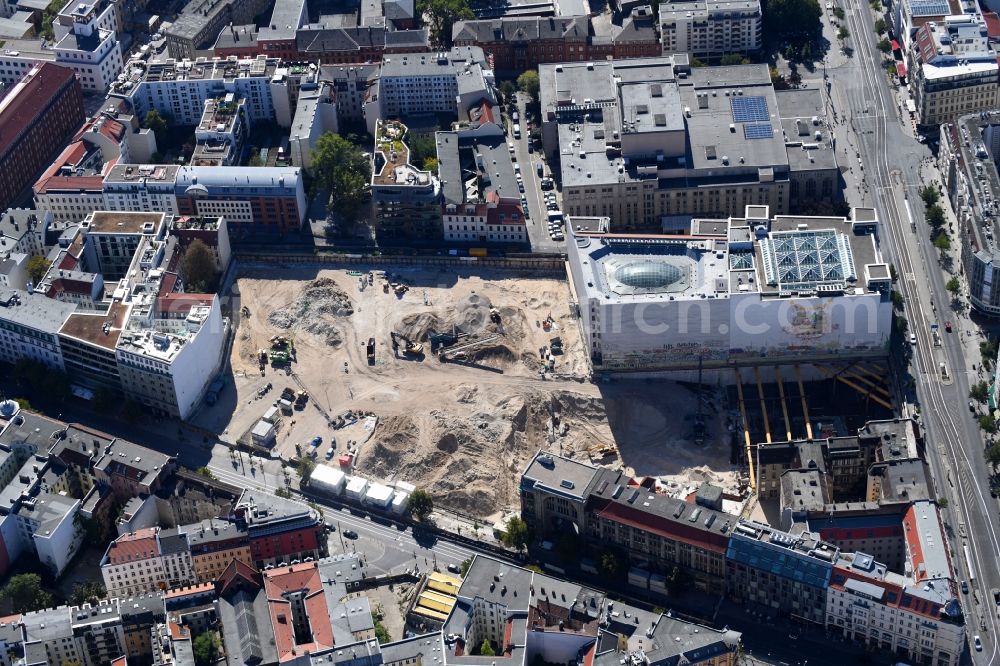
[833,0,1000,662]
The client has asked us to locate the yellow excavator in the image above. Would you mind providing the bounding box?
[390,331,423,356]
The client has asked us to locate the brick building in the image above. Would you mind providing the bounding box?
[0,63,84,213]
[452,15,660,73]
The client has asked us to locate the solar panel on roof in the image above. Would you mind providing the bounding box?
[744,123,773,140]
[731,96,769,123]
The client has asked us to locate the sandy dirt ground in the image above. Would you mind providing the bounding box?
[206,265,741,518]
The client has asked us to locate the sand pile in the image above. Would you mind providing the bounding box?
[266,278,353,346]
[356,387,611,514]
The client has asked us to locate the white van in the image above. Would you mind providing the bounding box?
[547,210,563,222]
[513,123,521,139]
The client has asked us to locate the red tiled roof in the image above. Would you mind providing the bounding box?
[106,528,159,564]
[830,561,941,620]
[264,562,335,660]
[48,277,95,296]
[34,175,105,194]
[0,63,77,160]
[157,272,179,297]
[985,12,1000,38]
[487,202,526,226]
[155,293,214,317]
[75,115,126,143]
[163,582,214,600]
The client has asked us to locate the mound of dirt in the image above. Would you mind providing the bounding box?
[399,312,446,341]
[265,279,353,347]
[355,388,611,515]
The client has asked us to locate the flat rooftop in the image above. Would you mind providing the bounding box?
[59,301,130,351]
[522,450,602,501]
[85,211,165,234]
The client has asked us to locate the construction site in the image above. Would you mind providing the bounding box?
[194,265,755,518]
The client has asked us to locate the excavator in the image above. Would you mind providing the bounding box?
[390,331,423,356]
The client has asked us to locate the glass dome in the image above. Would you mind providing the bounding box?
[613,261,684,290]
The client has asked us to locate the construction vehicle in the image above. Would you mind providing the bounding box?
[489,307,501,324]
[281,386,296,401]
[295,390,309,408]
[549,337,563,354]
[391,332,423,356]
[393,283,409,296]
[367,337,376,364]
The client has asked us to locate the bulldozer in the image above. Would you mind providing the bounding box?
[391,331,423,356]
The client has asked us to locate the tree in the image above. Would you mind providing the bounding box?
[372,612,391,643]
[936,497,949,508]
[417,0,473,47]
[926,204,946,229]
[933,233,951,251]
[478,639,496,657]
[143,109,170,142]
[248,151,265,167]
[920,185,940,207]
[407,489,434,521]
[275,487,292,498]
[460,557,472,576]
[891,289,904,309]
[970,380,990,404]
[980,413,998,434]
[894,314,908,339]
[877,37,891,53]
[196,467,216,479]
[720,54,750,65]
[296,457,316,483]
[765,0,822,39]
[500,516,531,552]
[71,581,107,606]
[407,133,437,168]
[192,632,218,666]
[26,256,51,285]
[499,80,518,105]
[598,552,625,579]
[987,442,1000,470]
[946,276,961,296]
[180,239,217,293]
[0,574,53,613]
[874,18,887,34]
[310,132,371,219]
[838,25,850,40]
[423,157,439,173]
[832,6,845,18]
[982,338,999,364]
[517,70,541,104]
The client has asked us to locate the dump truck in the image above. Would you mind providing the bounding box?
[295,390,309,408]
[367,337,376,364]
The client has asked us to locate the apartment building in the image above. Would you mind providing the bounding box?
[371,120,442,242]
[101,527,196,597]
[108,55,294,128]
[102,164,307,237]
[451,15,660,73]
[658,0,762,57]
[540,59,839,231]
[0,63,84,214]
[234,489,326,567]
[521,451,733,595]
[940,115,1000,316]
[825,503,965,666]
[0,0,123,93]
[443,554,742,666]
[69,600,127,666]
[725,521,839,624]
[0,289,76,369]
[910,16,1000,126]
[437,124,528,246]
[185,518,251,582]
[378,47,495,119]
[164,0,270,58]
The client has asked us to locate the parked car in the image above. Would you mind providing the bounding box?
[962,580,970,594]
[945,321,953,332]
[447,563,461,573]
[975,635,982,651]
[343,529,359,539]
[311,436,322,447]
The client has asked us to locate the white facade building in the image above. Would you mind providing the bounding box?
[108,55,294,128]
[100,527,195,598]
[0,290,75,369]
[0,0,123,92]
[379,46,495,118]
[659,0,762,57]
[567,207,893,370]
